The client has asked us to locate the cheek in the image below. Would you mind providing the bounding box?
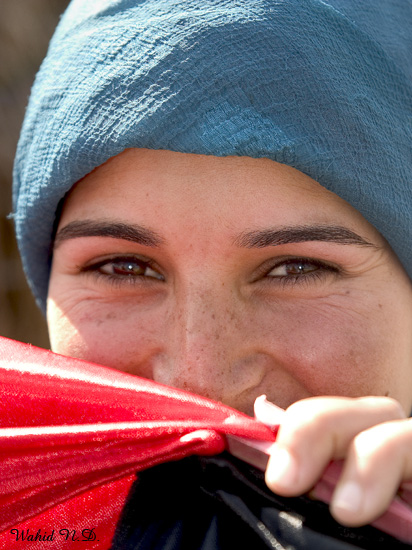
[47,296,166,378]
[254,294,410,401]
[47,276,412,411]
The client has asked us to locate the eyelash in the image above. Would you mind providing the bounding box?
[81,255,165,286]
[259,257,340,286]
[82,255,339,288]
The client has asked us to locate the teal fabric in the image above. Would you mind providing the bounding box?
[13,0,412,311]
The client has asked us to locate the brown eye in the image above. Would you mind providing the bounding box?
[87,256,165,281]
[267,260,320,278]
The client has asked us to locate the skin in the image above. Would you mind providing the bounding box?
[48,148,412,528]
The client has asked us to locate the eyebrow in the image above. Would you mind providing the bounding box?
[235,225,375,248]
[54,220,164,248]
[54,220,375,251]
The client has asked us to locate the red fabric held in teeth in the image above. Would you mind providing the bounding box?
[0,336,274,549]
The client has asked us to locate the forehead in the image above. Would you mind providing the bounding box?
[59,148,382,244]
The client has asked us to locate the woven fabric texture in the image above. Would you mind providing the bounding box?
[13,0,412,310]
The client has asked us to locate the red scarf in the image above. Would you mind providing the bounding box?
[0,336,274,549]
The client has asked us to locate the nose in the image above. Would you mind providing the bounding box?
[152,283,267,414]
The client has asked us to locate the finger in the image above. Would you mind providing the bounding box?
[331,418,412,527]
[398,482,412,507]
[265,396,405,497]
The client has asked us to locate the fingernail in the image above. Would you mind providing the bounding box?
[332,481,363,514]
[254,395,285,428]
[266,447,298,488]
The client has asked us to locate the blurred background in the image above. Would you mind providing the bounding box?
[0,0,70,347]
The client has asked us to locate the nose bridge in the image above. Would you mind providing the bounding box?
[173,282,232,386]
[154,278,256,404]
[180,283,228,343]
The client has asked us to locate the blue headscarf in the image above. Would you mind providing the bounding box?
[13,0,412,311]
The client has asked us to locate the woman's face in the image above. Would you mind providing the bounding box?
[48,149,412,416]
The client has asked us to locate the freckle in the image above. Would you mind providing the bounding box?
[212,313,216,320]
[378,303,383,309]
[345,290,350,295]
[384,391,389,396]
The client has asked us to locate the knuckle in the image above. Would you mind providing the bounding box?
[352,428,382,456]
[382,396,405,419]
[284,400,328,435]
[352,417,412,458]
[287,396,346,424]
[359,396,406,420]
[384,397,407,419]
[281,398,343,450]
[280,396,408,460]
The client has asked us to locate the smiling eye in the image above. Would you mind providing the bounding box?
[263,257,342,285]
[267,260,321,278]
[87,257,165,281]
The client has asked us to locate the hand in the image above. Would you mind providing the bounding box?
[262,396,412,527]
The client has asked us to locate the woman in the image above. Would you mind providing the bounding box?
[12,0,412,546]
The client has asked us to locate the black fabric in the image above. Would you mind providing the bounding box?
[111,453,412,550]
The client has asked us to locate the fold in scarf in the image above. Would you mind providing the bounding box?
[0,336,274,549]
